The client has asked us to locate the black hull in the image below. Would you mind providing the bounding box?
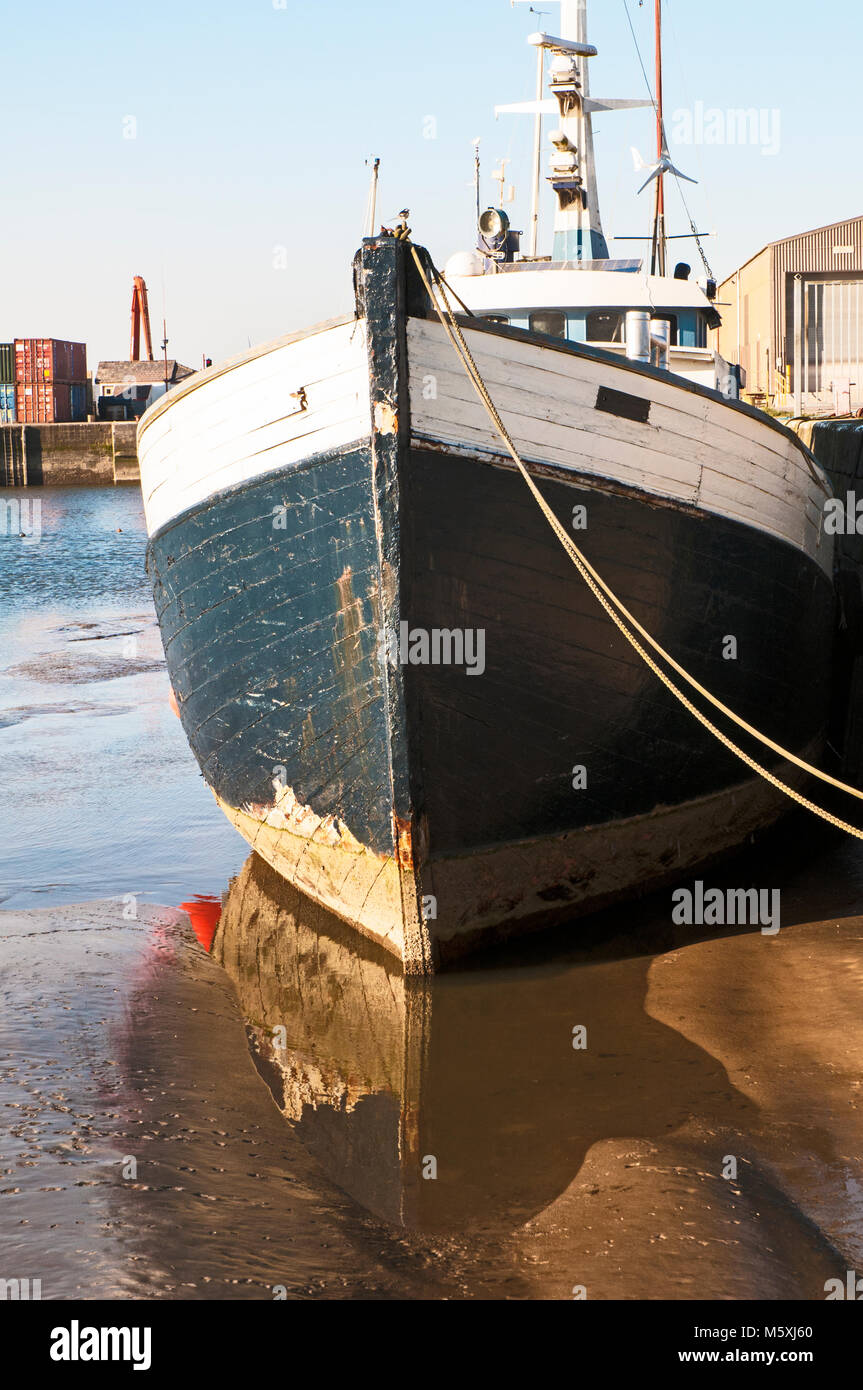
[403,444,833,855]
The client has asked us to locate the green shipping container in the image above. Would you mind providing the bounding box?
[0,344,14,382]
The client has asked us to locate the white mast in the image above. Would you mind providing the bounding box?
[499,0,649,262]
[528,42,544,258]
[555,0,603,260]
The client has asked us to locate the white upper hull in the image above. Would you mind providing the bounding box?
[138,307,832,582]
[138,317,370,537]
[407,317,832,576]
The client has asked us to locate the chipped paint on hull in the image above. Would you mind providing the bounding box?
[215,791,405,962]
[243,778,368,853]
[373,401,398,436]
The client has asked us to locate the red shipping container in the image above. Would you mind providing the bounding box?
[14,338,87,385]
[15,380,76,423]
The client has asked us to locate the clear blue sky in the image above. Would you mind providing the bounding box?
[1,0,858,370]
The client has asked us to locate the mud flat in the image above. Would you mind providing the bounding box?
[2,863,860,1301]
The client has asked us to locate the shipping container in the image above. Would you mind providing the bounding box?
[14,338,87,384]
[69,382,88,421]
[0,343,14,382]
[0,381,15,423]
[15,380,81,423]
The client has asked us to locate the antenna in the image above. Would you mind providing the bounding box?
[365,156,380,237]
[161,319,169,397]
[511,1,549,256]
[473,138,481,223]
[491,156,515,205]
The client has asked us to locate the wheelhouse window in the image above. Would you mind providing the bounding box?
[585,310,624,343]
[529,310,566,339]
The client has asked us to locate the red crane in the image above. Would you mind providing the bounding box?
[130,275,154,362]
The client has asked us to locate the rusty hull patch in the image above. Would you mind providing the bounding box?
[394,814,415,871]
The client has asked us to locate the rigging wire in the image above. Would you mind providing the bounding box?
[622,0,657,112]
[620,0,658,253]
[663,1,717,281]
[620,0,715,281]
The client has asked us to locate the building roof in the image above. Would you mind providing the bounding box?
[719,214,863,287]
[94,359,195,385]
[770,212,863,249]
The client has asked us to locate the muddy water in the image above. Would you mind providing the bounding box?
[1,487,862,1299]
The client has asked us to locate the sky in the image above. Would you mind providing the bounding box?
[0,0,859,371]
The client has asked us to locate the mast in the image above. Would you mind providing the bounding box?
[498,1,650,262]
[528,43,544,257]
[556,0,606,261]
[650,0,667,276]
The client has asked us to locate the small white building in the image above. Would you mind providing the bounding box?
[94,360,196,420]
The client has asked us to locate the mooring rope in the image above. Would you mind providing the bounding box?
[409,244,863,840]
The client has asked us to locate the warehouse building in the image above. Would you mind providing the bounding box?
[715,214,863,417]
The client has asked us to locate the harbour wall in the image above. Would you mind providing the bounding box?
[0,423,139,486]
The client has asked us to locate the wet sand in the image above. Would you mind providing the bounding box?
[2,847,861,1300]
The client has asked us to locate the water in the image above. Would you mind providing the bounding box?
[0,488,246,909]
[2,486,863,1300]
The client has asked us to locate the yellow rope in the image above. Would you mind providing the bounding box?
[409,245,863,841]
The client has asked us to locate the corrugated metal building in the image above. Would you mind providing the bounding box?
[715,215,863,416]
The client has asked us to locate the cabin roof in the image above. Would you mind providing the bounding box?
[95,360,195,385]
[442,267,715,315]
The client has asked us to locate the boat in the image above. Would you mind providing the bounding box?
[139,0,836,973]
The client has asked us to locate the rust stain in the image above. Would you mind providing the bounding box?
[335,567,363,645]
[333,566,366,728]
[300,710,315,752]
[394,815,414,870]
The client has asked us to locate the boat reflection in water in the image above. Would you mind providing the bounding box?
[209,853,755,1234]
